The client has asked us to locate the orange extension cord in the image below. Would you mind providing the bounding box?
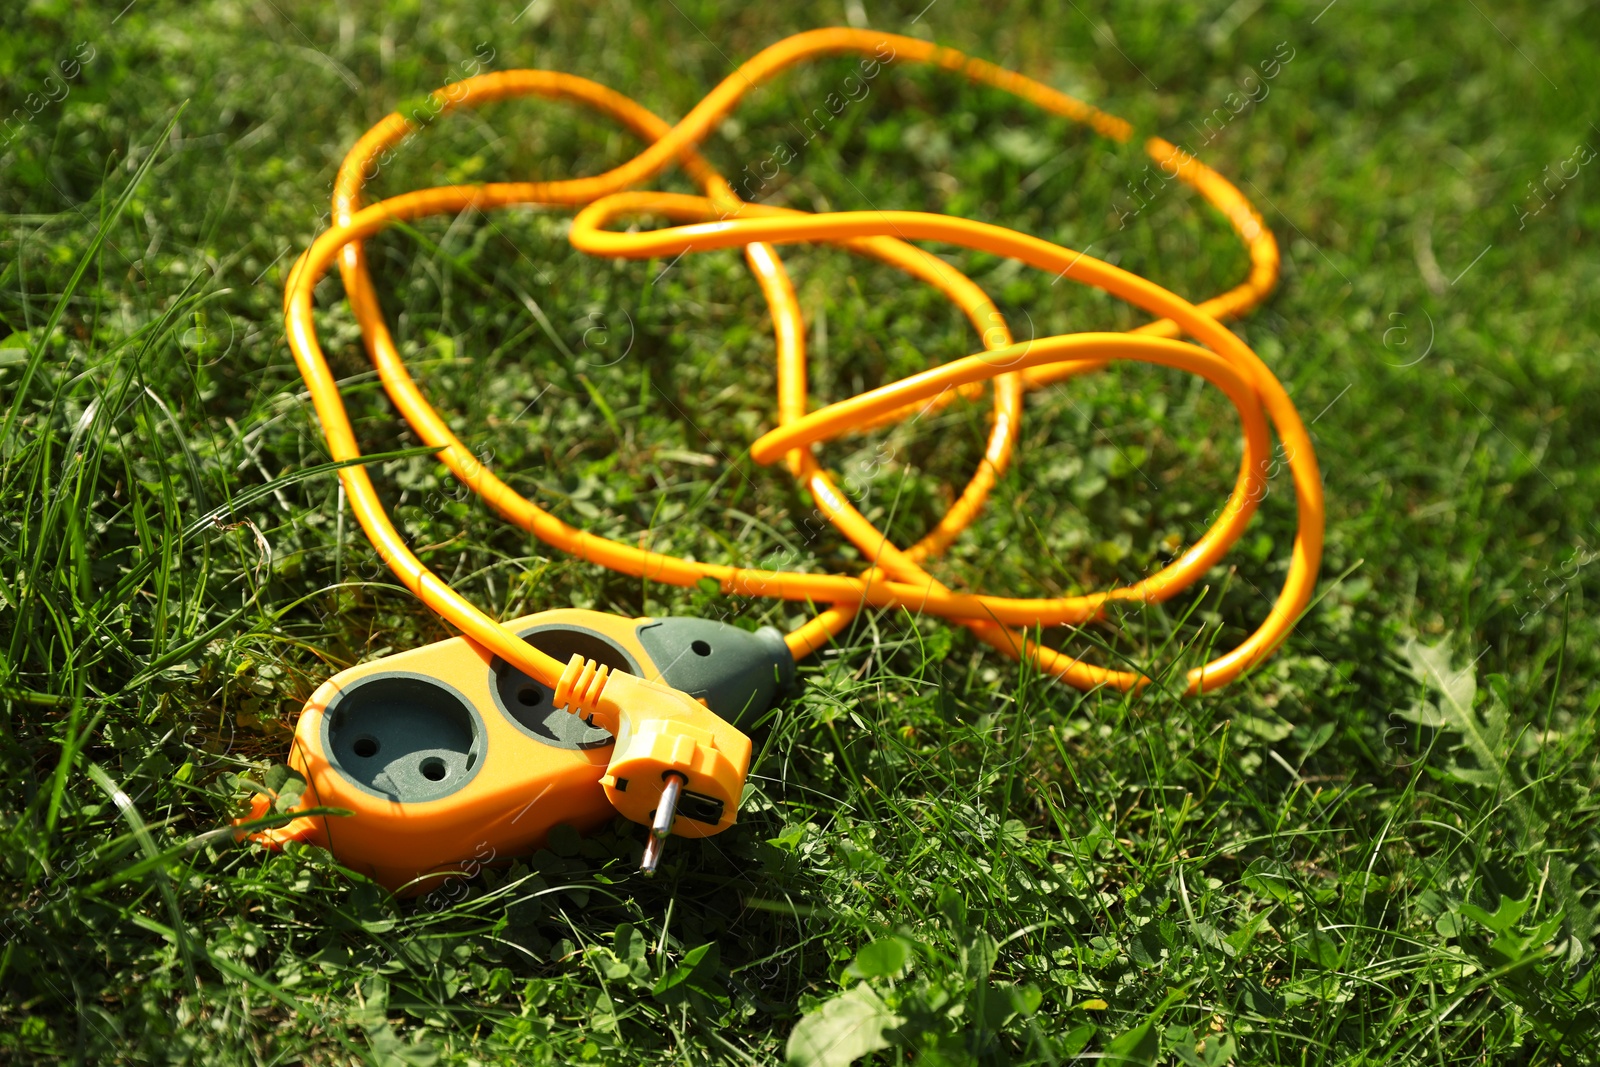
[282,27,1324,699]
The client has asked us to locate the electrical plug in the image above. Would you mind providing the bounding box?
[553,663,752,873]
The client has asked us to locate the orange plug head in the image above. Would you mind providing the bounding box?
[575,669,753,836]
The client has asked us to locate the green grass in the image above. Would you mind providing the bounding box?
[2,0,1598,1062]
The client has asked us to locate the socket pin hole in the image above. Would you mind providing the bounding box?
[517,684,544,706]
[352,736,379,758]
[691,640,711,657]
[420,757,447,781]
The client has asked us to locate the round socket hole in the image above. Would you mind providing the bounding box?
[691,639,712,657]
[324,674,481,802]
[492,626,633,750]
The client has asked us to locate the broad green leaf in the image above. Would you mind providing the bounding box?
[1010,981,1043,1016]
[0,332,29,365]
[1060,1022,1097,1057]
[1291,929,1342,969]
[583,987,619,1034]
[1402,641,1590,958]
[1403,638,1507,779]
[982,980,1045,1028]
[963,930,999,980]
[786,984,903,1067]
[1442,762,1500,787]
[1225,907,1274,957]
[1191,921,1227,952]
[1236,713,1294,741]
[263,764,291,794]
[1404,638,1476,715]
[1241,858,1298,904]
[1460,893,1531,935]
[993,127,1054,165]
[1168,1025,1239,1067]
[652,941,718,1003]
[613,922,645,963]
[1103,985,1190,1066]
[937,886,967,927]
[847,937,910,978]
[1394,701,1449,728]
[767,824,809,852]
[1104,1018,1161,1066]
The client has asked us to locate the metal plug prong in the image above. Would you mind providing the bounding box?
[639,773,687,876]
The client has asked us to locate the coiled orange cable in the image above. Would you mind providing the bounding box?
[282,28,1323,698]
